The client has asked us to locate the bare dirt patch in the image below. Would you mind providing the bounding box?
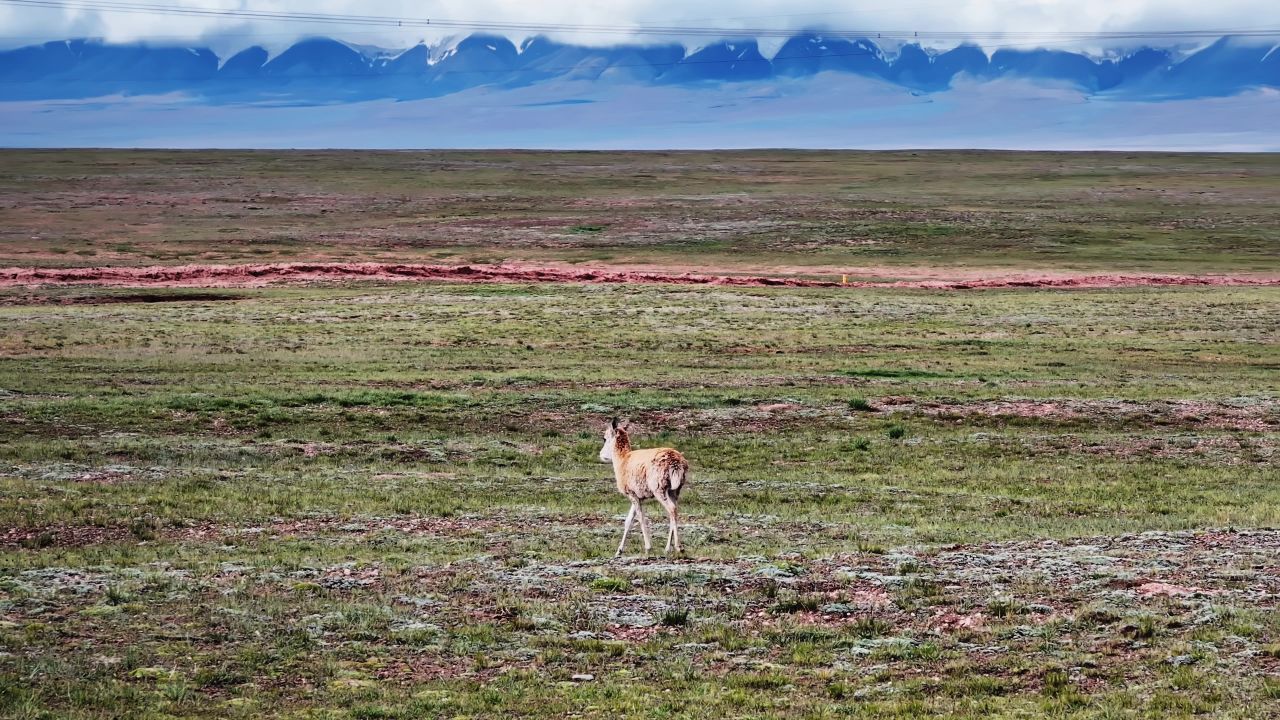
[0,291,245,306]
[177,515,504,543]
[2,515,506,550]
[1,524,134,549]
[882,397,1279,431]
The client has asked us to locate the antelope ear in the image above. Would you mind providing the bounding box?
[610,417,619,430]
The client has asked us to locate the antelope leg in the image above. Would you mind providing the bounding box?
[615,504,636,558]
[636,504,654,554]
[656,495,681,555]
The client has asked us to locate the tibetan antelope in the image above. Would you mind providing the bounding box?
[598,417,689,557]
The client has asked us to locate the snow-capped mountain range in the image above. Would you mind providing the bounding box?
[2,34,1278,149]
[1,33,1278,102]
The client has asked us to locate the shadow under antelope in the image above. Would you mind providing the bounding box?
[598,417,689,557]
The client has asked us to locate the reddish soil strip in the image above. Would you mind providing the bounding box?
[2,262,1278,290]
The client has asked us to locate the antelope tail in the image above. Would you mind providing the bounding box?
[669,462,688,500]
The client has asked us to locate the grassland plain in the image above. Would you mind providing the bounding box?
[0,278,1277,719]
[2,150,1279,275]
[1,149,1279,719]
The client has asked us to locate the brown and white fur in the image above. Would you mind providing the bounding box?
[599,418,689,557]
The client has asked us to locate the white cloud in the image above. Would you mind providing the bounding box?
[1,0,1277,53]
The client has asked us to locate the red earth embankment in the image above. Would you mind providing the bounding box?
[2,262,1277,290]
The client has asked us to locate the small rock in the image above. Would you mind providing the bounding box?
[394,595,440,609]
[319,576,375,589]
[820,603,859,615]
[755,566,797,579]
[855,571,906,588]
[1137,581,1208,598]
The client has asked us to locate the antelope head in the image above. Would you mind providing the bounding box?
[599,417,630,463]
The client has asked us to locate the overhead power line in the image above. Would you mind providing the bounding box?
[4,0,1280,43]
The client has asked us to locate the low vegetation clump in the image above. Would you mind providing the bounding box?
[847,397,876,412]
[659,607,691,627]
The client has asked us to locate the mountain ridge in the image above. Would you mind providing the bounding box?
[1,34,1278,103]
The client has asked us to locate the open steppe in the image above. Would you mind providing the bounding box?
[1,150,1277,718]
